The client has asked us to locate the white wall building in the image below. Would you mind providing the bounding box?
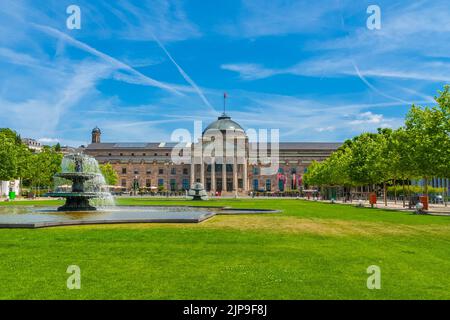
[0,180,20,197]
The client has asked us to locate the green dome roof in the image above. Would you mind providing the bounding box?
[203,114,244,134]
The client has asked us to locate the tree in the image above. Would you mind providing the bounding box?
[404,105,447,195]
[303,86,450,206]
[100,163,119,186]
[0,128,31,182]
[25,146,63,194]
[347,133,386,188]
[0,131,18,181]
[54,143,61,152]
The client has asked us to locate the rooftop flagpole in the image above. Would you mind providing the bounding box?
[223,92,227,114]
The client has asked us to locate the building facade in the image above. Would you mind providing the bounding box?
[85,114,341,194]
[21,138,42,153]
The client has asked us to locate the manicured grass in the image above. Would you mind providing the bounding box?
[0,198,449,299]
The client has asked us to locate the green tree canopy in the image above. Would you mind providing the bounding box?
[100,163,119,186]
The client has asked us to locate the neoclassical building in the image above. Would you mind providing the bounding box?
[85,113,341,195]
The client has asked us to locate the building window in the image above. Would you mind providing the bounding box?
[252,167,260,175]
[266,179,271,191]
[133,170,139,175]
[120,153,123,156]
[154,153,158,156]
[170,168,176,175]
[278,179,285,192]
[145,179,151,187]
[253,179,259,191]
[183,168,188,175]
[122,168,127,174]
[170,179,176,191]
[158,179,164,187]
[158,168,164,175]
[121,179,126,187]
[143,153,146,156]
[238,179,243,188]
[131,153,135,156]
[291,167,297,174]
[146,169,151,175]
[182,179,189,190]
[108,153,112,156]
[165,153,169,156]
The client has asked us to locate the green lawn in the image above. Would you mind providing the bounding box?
[0,198,449,299]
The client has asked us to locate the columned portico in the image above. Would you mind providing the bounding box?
[189,112,251,195]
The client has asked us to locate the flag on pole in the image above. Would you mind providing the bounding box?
[223,92,227,114]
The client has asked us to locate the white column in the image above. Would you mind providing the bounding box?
[222,162,227,193]
[243,159,248,192]
[233,156,238,193]
[190,161,195,186]
[200,161,205,185]
[211,158,216,193]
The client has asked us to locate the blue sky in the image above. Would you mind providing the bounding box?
[0,0,449,146]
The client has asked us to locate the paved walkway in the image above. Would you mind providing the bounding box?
[4,196,450,216]
[306,198,450,215]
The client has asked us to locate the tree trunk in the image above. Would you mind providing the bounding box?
[402,180,406,208]
[445,178,448,207]
[424,177,429,196]
[383,182,387,206]
[393,179,397,204]
[408,179,412,209]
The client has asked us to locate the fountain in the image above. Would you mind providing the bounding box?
[187,182,208,200]
[0,157,279,228]
[46,153,114,211]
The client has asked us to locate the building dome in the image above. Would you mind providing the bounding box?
[203,113,245,135]
[92,126,101,134]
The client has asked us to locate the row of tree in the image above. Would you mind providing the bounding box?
[0,128,63,194]
[304,86,450,204]
[0,128,119,196]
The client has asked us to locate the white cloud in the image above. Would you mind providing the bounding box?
[220,0,342,38]
[153,35,213,111]
[349,112,384,125]
[91,0,201,42]
[221,63,280,80]
[38,137,59,144]
[32,23,184,95]
[316,126,335,132]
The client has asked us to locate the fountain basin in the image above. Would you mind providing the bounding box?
[0,206,216,228]
[46,153,115,211]
[0,206,280,228]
